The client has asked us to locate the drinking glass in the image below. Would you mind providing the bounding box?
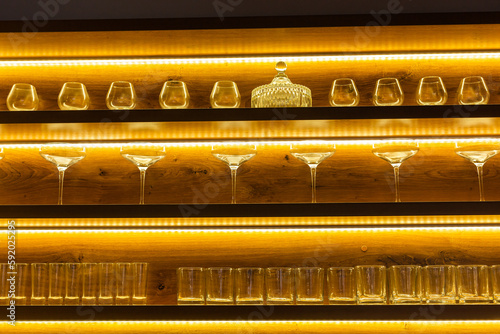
[389,265,422,304]
[416,76,448,105]
[373,78,404,106]
[159,81,190,109]
[456,265,491,303]
[327,267,356,304]
[116,263,133,305]
[457,76,490,105]
[455,142,500,201]
[0,264,9,305]
[492,265,500,304]
[40,144,86,205]
[177,267,205,305]
[235,268,264,305]
[329,78,360,107]
[210,81,241,108]
[49,263,65,305]
[132,262,148,305]
[212,143,256,204]
[266,267,294,304]
[99,263,115,305]
[422,265,456,304]
[0,147,4,161]
[206,267,234,304]
[356,265,387,304]
[58,82,90,110]
[82,263,98,305]
[295,267,324,304]
[31,263,48,305]
[372,141,419,202]
[120,143,166,205]
[290,141,336,203]
[65,263,81,305]
[106,81,137,110]
[13,263,28,305]
[6,83,39,111]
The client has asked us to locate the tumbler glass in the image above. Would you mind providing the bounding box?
[82,263,99,305]
[116,263,133,305]
[14,263,29,305]
[422,265,456,304]
[177,267,205,305]
[356,265,387,304]
[295,267,324,304]
[159,80,190,109]
[65,263,81,305]
[266,267,294,304]
[31,263,48,305]
[327,267,356,304]
[492,265,500,304]
[132,262,148,305]
[235,268,264,305]
[99,263,116,305]
[456,265,491,303]
[0,264,10,305]
[389,265,422,304]
[48,263,66,305]
[206,267,234,304]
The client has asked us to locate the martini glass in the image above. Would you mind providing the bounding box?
[212,143,257,204]
[372,141,419,203]
[455,142,500,201]
[40,144,87,205]
[120,144,166,205]
[290,142,336,203]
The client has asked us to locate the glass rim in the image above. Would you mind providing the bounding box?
[332,78,356,85]
[177,267,204,271]
[423,264,455,268]
[164,80,187,86]
[461,76,486,83]
[355,265,386,268]
[389,265,421,269]
[327,266,355,270]
[11,83,35,88]
[206,267,233,271]
[214,80,238,87]
[456,264,489,268]
[376,77,400,84]
[235,267,264,271]
[110,81,134,87]
[419,76,443,82]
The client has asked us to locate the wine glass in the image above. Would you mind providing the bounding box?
[329,78,360,107]
[457,76,490,105]
[372,141,419,202]
[40,144,87,205]
[373,78,404,106]
[6,83,39,111]
[120,143,166,204]
[58,82,90,110]
[210,81,241,108]
[211,143,256,204]
[455,142,500,201]
[106,81,137,110]
[416,76,448,105]
[159,81,190,109]
[290,142,336,203]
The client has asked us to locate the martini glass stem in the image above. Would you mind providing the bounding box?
[310,165,318,204]
[57,167,67,205]
[230,166,238,204]
[392,164,401,203]
[475,163,485,202]
[138,167,148,205]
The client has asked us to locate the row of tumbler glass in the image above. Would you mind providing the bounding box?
[177,265,500,305]
[0,263,148,306]
[4,75,491,111]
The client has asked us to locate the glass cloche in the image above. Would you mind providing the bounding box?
[251,61,312,108]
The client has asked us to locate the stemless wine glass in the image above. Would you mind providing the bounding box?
[210,81,241,108]
[455,141,500,201]
[329,78,360,107]
[372,141,419,202]
[373,78,404,106]
[6,83,39,111]
[106,81,137,110]
[211,143,257,204]
[120,143,166,205]
[40,144,87,205]
[159,80,190,109]
[290,141,336,203]
[58,82,90,110]
[416,76,448,105]
[457,76,490,105]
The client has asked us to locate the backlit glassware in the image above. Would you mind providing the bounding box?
[389,265,422,304]
[120,143,166,205]
[206,267,234,304]
[295,267,324,304]
[372,141,419,203]
[177,267,205,305]
[455,142,500,201]
[329,78,360,107]
[416,76,448,105]
[251,61,312,108]
[212,143,257,204]
[159,80,190,109]
[116,263,133,305]
[13,263,28,305]
[82,263,99,305]
[31,263,48,305]
[106,81,137,110]
[265,267,294,304]
[6,83,39,111]
[456,265,491,303]
[40,144,86,205]
[0,147,4,161]
[210,81,241,108]
[492,265,500,304]
[58,82,90,110]
[48,263,65,305]
[422,265,456,304]
[290,141,336,203]
[235,268,264,305]
[0,264,9,305]
[327,267,356,304]
[356,265,387,304]
[99,263,115,305]
[373,78,404,106]
[457,76,490,105]
[132,262,148,305]
[65,263,81,305]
